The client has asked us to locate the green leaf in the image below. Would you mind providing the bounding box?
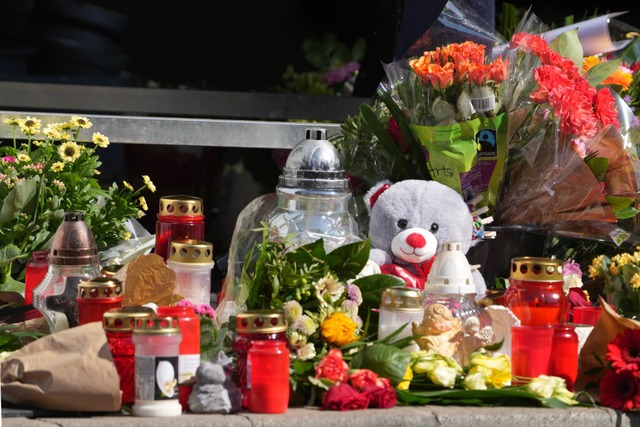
[352,273,406,322]
[585,58,622,87]
[350,343,411,385]
[359,103,415,181]
[0,244,21,266]
[584,156,608,182]
[549,29,583,70]
[285,239,326,267]
[325,238,371,280]
[483,338,505,352]
[0,178,38,224]
[614,205,639,220]
[0,273,25,299]
[621,38,640,65]
[606,195,635,211]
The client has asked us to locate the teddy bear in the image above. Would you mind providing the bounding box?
[364,179,486,295]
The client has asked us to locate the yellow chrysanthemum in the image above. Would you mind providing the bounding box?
[17,153,30,162]
[50,162,65,172]
[70,116,92,129]
[123,180,134,191]
[139,196,148,211]
[58,141,81,163]
[320,312,358,347]
[142,175,156,193]
[92,132,109,148]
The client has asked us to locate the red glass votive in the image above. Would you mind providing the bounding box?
[505,257,569,326]
[247,340,290,414]
[233,311,288,409]
[78,277,124,325]
[157,305,201,411]
[155,196,205,262]
[548,325,578,391]
[573,306,602,326]
[103,307,155,406]
[511,325,554,385]
[24,251,49,306]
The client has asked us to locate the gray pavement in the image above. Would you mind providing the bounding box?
[2,406,640,427]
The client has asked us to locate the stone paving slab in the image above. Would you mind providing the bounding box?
[3,406,640,427]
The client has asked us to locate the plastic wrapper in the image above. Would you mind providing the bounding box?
[493,10,638,234]
[350,0,510,212]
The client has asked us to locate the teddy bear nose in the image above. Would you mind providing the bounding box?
[406,233,427,248]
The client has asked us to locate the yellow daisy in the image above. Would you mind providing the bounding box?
[43,124,61,140]
[59,132,72,142]
[123,231,132,241]
[123,180,134,191]
[17,153,30,162]
[51,162,65,172]
[70,116,92,129]
[32,140,43,147]
[20,124,40,136]
[142,175,156,193]
[21,116,41,130]
[92,132,109,148]
[3,117,20,125]
[139,196,148,211]
[58,141,81,163]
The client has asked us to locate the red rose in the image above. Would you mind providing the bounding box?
[361,383,397,409]
[321,383,370,411]
[348,369,379,390]
[315,348,349,383]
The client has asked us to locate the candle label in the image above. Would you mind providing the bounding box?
[178,353,201,385]
[135,355,179,400]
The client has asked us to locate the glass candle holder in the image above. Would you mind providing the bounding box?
[511,325,554,385]
[548,325,578,391]
[78,277,124,325]
[505,257,569,326]
[247,340,290,413]
[378,287,423,352]
[132,316,183,417]
[103,306,155,406]
[155,195,205,262]
[232,310,288,409]
[166,239,215,306]
[24,250,49,306]
[156,305,201,411]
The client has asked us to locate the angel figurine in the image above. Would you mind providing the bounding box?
[412,303,463,358]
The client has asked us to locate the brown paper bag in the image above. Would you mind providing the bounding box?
[1,322,122,412]
[574,296,640,394]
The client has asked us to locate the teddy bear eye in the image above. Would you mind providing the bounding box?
[397,219,408,229]
[430,223,439,233]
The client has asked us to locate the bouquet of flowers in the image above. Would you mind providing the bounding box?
[597,328,640,411]
[494,11,638,228]
[0,115,155,300]
[588,248,640,319]
[333,0,510,215]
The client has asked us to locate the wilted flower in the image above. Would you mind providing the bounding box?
[462,371,488,390]
[315,274,345,304]
[297,343,316,361]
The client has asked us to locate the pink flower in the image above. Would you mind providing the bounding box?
[1,156,16,163]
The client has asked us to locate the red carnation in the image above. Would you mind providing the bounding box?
[315,348,349,383]
[594,88,620,129]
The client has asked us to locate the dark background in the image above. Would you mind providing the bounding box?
[0,0,637,257]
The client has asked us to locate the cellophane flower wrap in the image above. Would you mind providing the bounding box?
[376,0,510,213]
[494,10,638,227]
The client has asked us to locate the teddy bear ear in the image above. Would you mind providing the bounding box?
[364,180,393,212]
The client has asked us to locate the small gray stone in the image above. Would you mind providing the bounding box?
[195,362,226,384]
[188,383,232,414]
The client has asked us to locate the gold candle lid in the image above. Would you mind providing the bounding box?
[236,310,287,334]
[158,195,204,217]
[78,277,123,299]
[510,257,564,282]
[102,264,124,277]
[103,306,155,332]
[168,239,214,265]
[380,287,424,313]
[133,316,181,335]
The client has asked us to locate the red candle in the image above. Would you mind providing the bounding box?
[505,257,568,326]
[248,340,290,413]
[548,325,578,390]
[155,195,205,262]
[78,277,124,325]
